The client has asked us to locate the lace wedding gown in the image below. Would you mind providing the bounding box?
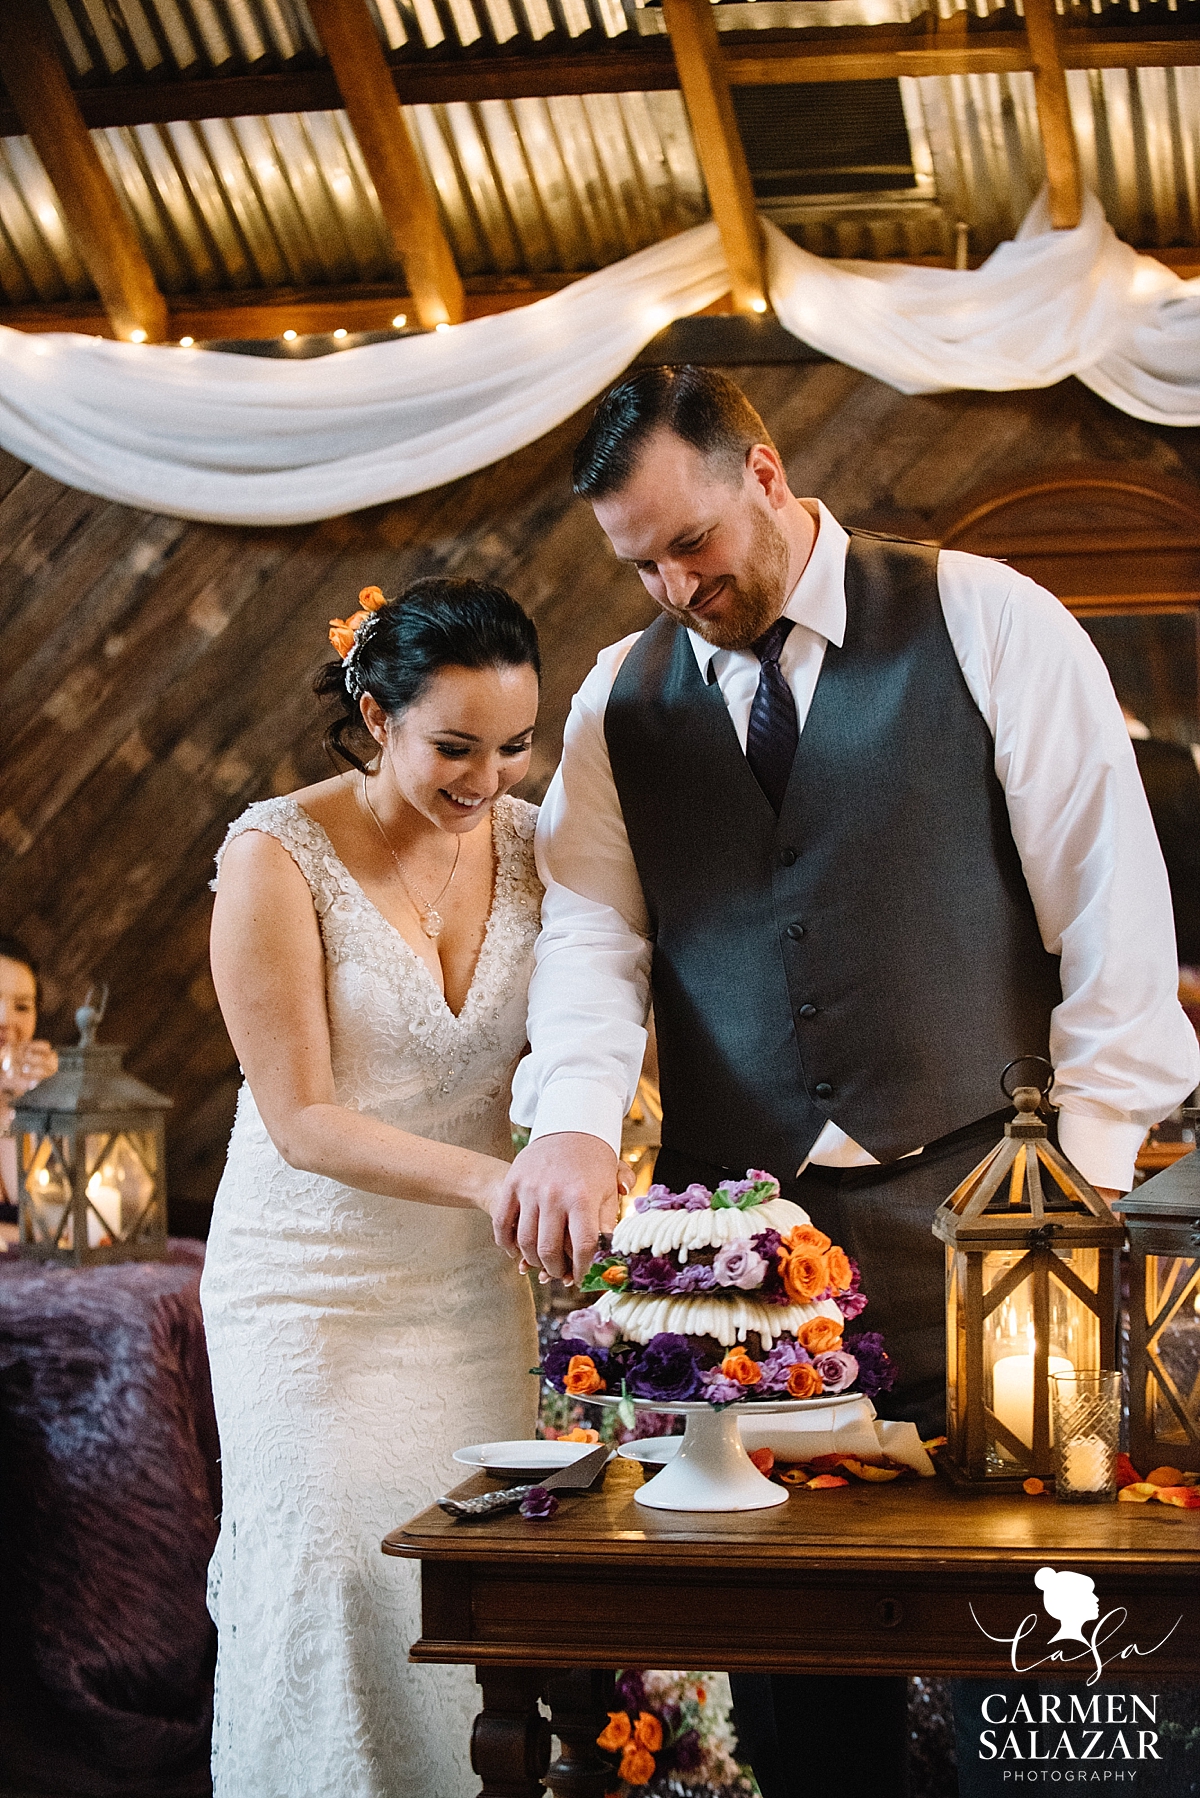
[200,793,541,1798]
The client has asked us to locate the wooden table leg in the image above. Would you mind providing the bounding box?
[471,1666,550,1798]
[542,1669,617,1798]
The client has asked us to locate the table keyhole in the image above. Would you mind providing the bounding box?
[876,1597,904,1628]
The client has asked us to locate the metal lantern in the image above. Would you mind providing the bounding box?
[13,990,171,1266]
[1113,1110,1200,1476]
[933,1064,1124,1489]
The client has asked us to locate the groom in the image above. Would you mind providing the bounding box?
[500,366,1198,1795]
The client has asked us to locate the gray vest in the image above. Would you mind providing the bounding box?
[604,531,1062,1171]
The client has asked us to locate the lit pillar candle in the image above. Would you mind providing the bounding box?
[86,1174,123,1242]
[1062,1434,1110,1491]
[992,1352,1074,1447]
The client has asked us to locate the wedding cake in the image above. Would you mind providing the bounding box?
[541,1170,895,1407]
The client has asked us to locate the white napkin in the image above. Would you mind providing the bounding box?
[737,1398,936,1476]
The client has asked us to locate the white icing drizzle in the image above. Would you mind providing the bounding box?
[591,1287,843,1349]
[611,1195,812,1258]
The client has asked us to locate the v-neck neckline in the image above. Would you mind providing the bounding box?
[294,798,503,1023]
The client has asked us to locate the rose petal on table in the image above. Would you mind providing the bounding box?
[839,1458,902,1482]
[1118,1483,1157,1502]
[779,1468,810,1487]
[748,1448,775,1474]
[807,1474,850,1489]
[1022,1477,1047,1496]
[1152,1486,1200,1508]
[1115,1453,1143,1489]
[1146,1465,1185,1487]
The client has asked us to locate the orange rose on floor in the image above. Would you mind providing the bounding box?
[787,1362,824,1399]
[825,1246,853,1294]
[597,1711,632,1750]
[779,1246,828,1304]
[720,1346,763,1386]
[797,1315,843,1355]
[564,1354,605,1396]
[786,1224,831,1254]
[619,1744,657,1785]
[633,1712,663,1752]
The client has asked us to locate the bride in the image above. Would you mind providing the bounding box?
[202,577,576,1798]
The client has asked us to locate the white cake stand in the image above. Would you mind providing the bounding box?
[585,1390,851,1513]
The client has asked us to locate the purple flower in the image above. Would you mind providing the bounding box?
[625,1333,704,1403]
[699,1368,744,1405]
[713,1239,768,1290]
[629,1252,678,1292]
[835,1288,869,1319]
[813,1349,859,1394]
[668,1729,703,1773]
[542,1337,607,1393]
[616,1670,646,1712]
[670,1262,716,1294]
[563,1307,619,1349]
[845,1330,897,1397]
[752,1228,782,1261]
[520,1486,559,1520]
[680,1184,713,1211]
[634,1181,712,1213]
[758,1338,810,1394]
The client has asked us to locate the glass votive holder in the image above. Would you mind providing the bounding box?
[1051,1370,1121,1503]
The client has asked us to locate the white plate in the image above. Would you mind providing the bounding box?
[618,1438,681,1467]
[453,1440,610,1480]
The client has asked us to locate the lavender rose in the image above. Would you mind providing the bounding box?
[634,1182,712,1213]
[813,1349,859,1394]
[671,1262,717,1294]
[835,1289,869,1320]
[563,1307,619,1350]
[519,1486,559,1520]
[758,1338,810,1394]
[625,1333,704,1403]
[699,1369,744,1405]
[713,1239,768,1290]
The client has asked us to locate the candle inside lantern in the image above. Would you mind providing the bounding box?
[85,1172,123,1241]
[1062,1434,1110,1492]
[992,1350,1074,1446]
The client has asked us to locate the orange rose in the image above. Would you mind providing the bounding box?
[358,585,386,611]
[601,1264,628,1289]
[633,1712,663,1752]
[328,608,371,656]
[825,1246,853,1294]
[787,1362,824,1399]
[597,1711,632,1750]
[564,1354,605,1396]
[786,1224,831,1254]
[618,1744,657,1785]
[720,1346,763,1386]
[797,1315,843,1355]
[779,1247,828,1304]
[559,1427,600,1444]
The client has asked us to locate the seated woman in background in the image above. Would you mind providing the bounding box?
[0,936,59,1232]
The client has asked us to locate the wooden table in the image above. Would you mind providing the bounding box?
[383,1461,1200,1797]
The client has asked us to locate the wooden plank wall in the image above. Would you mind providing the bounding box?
[2,361,1199,1232]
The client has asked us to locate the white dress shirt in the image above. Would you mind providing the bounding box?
[512,502,1200,1192]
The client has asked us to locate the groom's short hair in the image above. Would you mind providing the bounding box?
[572,365,777,501]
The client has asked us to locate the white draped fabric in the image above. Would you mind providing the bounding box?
[0,190,1194,527]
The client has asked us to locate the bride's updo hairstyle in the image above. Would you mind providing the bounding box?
[314,575,540,774]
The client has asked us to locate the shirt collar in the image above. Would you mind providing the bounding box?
[686,499,848,681]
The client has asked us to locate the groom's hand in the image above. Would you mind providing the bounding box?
[496,1133,620,1285]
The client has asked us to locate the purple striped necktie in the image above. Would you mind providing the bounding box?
[745,616,798,814]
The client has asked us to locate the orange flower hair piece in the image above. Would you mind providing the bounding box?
[328,583,388,659]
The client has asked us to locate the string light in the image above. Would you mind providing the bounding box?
[178,335,194,347]
[129,328,147,343]
[391,314,407,329]
[750,297,768,314]
[333,327,348,339]
[434,321,451,333]
[283,329,298,341]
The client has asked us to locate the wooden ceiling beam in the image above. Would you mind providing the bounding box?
[0,31,1195,134]
[304,0,464,330]
[0,0,167,344]
[661,0,766,314]
[1023,0,1083,229]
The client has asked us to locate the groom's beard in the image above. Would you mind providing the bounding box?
[662,506,792,651]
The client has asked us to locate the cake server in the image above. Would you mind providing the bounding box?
[437,1444,610,1518]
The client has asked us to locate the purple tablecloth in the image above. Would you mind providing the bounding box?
[0,1242,218,1796]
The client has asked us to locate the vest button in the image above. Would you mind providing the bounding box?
[815,1082,834,1100]
[798,1003,818,1020]
[778,847,797,867]
[786,922,806,940]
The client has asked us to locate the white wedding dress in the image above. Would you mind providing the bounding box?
[200,793,541,1798]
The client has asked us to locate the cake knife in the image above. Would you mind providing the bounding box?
[437,1444,611,1519]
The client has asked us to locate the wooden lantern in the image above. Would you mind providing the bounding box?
[1113,1111,1200,1476]
[13,993,170,1266]
[933,1072,1124,1489]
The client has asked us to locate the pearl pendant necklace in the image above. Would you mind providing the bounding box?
[362,775,460,939]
